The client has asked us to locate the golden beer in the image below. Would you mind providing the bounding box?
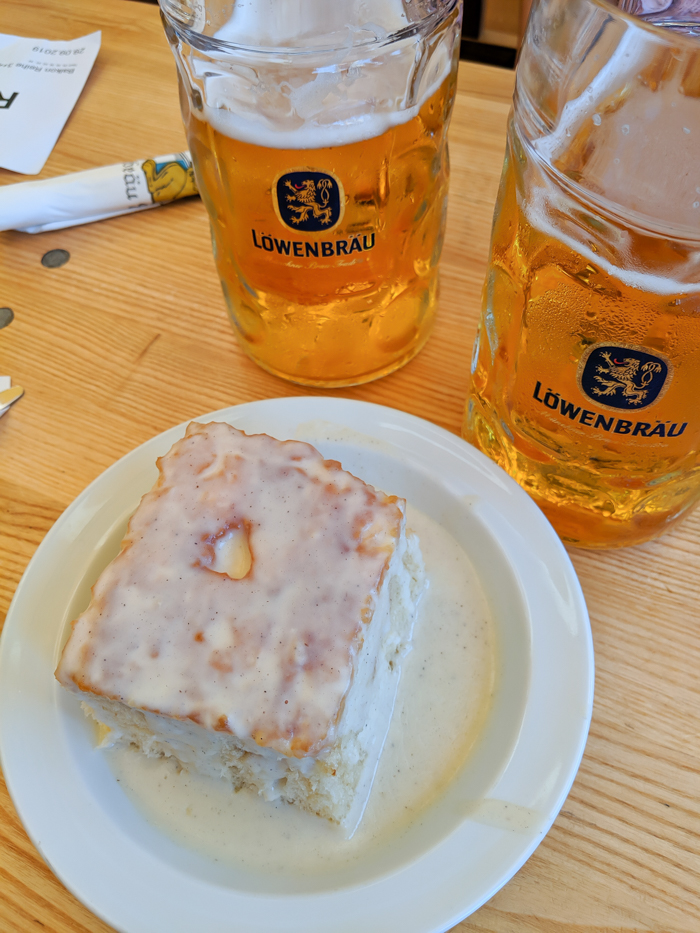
[162,0,462,387]
[465,118,700,548]
[464,0,700,548]
[183,73,456,387]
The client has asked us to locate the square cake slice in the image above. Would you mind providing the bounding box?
[56,421,425,831]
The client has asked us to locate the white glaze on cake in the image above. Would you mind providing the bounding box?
[57,422,427,831]
[56,421,407,758]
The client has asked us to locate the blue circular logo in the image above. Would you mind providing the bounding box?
[578,345,671,411]
[274,170,343,232]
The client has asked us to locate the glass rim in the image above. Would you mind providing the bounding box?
[158,0,460,57]
[584,0,700,50]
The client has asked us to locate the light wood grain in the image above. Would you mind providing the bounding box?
[1,2,699,931]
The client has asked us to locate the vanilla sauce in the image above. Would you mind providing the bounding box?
[107,506,496,878]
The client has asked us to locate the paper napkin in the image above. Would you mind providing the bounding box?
[0,153,198,232]
[0,31,101,175]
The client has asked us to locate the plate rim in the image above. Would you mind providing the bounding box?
[0,396,594,933]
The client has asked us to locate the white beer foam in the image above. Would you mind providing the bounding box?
[201,99,421,149]
[198,50,450,148]
[524,183,700,297]
[193,0,454,148]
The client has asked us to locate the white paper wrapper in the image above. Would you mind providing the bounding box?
[0,153,199,233]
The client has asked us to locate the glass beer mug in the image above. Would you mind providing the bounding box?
[159,0,462,387]
[465,0,700,548]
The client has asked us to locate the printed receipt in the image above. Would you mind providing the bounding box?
[0,32,101,175]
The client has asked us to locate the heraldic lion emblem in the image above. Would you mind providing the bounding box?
[590,351,663,406]
[284,178,334,226]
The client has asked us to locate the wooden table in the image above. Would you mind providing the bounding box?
[1,1,699,930]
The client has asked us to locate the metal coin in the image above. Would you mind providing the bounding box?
[41,249,70,268]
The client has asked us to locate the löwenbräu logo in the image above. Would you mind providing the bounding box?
[273,170,344,233]
[532,382,687,438]
[251,229,376,259]
[577,344,670,411]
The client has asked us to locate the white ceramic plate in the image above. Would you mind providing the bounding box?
[0,397,593,933]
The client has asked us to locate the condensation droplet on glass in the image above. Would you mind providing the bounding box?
[614,157,620,164]
[683,127,691,134]
[621,124,630,135]
[592,113,602,126]
[693,201,700,209]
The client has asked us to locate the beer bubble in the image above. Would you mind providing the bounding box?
[592,113,602,126]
